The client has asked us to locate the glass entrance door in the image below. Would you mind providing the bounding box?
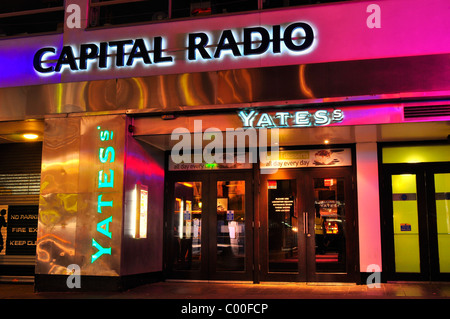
[382,165,450,281]
[260,167,358,282]
[166,171,253,281]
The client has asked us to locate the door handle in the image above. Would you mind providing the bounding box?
[303,212,309,235]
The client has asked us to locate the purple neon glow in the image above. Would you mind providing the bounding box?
[0,34,62,87]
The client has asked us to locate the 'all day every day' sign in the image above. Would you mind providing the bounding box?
[260,149,352,169]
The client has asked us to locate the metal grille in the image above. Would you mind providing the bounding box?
[0,143,42,205]
[404,105,450,119]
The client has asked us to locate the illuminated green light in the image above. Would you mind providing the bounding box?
[205,163,218,169]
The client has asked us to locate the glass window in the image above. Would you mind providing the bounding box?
[172,181,202,270]
[434,173,450,273]
[382,145,450,164]
[263,0,349,10]
[172,0,257,19]
[391,174,421,273]
[88,0,353,27]
[268,179,298,272]
[89,0,169,27]
[263,0,312,10]
[216,180,246,271]
[313,178,346,272]
[0,0,64,14]
[0,1,64,37]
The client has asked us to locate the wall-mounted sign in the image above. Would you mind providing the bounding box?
[316,200,339,217]
[400,223,412,232]
[226,210,235,221]
[5,206,38,255]
[91,125,117,263]
[267,181,277,189]
[271,197,295,213]
[169,154,253,171]
[238,109,344,128]
[260,148,352,169]
[139,185,148,238]
[33,22,314,74]
[131,184,148,239]
[183,211,191,221]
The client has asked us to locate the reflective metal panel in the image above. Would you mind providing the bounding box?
[1,54,450,122]
[117,72,218,110]
[36,117,80,275]
[40,118,80,195]
[36,115,126,277]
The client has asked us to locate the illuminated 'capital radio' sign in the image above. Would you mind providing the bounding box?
[33,22,314,74]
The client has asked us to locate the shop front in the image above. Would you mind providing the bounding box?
[380,143,450,282]
[162,148,358,284]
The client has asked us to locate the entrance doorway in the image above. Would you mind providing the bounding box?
[165,171,254,281]
[381,164,450,281]
[259,167,359,282]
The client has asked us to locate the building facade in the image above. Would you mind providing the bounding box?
[0,0,449,291]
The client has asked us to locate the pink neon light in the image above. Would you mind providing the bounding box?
[1,0,450,88]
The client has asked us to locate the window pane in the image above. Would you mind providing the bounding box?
[268,180,298,272]
[434,173,450,273]
[173,182,202,270]
[216,180,245,271]
[314,178,346,273]
[90,1,169,27]
[391,174,421,273]
[172,0,258,19]
[0,1,64,14]
[0,11,64,36]
[211,0,257,14]
[263,0,314,10]
[383,145,450,164]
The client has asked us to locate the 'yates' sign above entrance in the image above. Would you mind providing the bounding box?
[238,109,344,128]
[33,22,314,74]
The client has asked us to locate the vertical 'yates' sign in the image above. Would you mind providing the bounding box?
[91,126,116,263]
[77,115,124,275]
[76,115,126,276]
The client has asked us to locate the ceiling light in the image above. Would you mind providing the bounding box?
[23,133,39,140]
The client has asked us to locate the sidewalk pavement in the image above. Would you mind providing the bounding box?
[1,280,449,299]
